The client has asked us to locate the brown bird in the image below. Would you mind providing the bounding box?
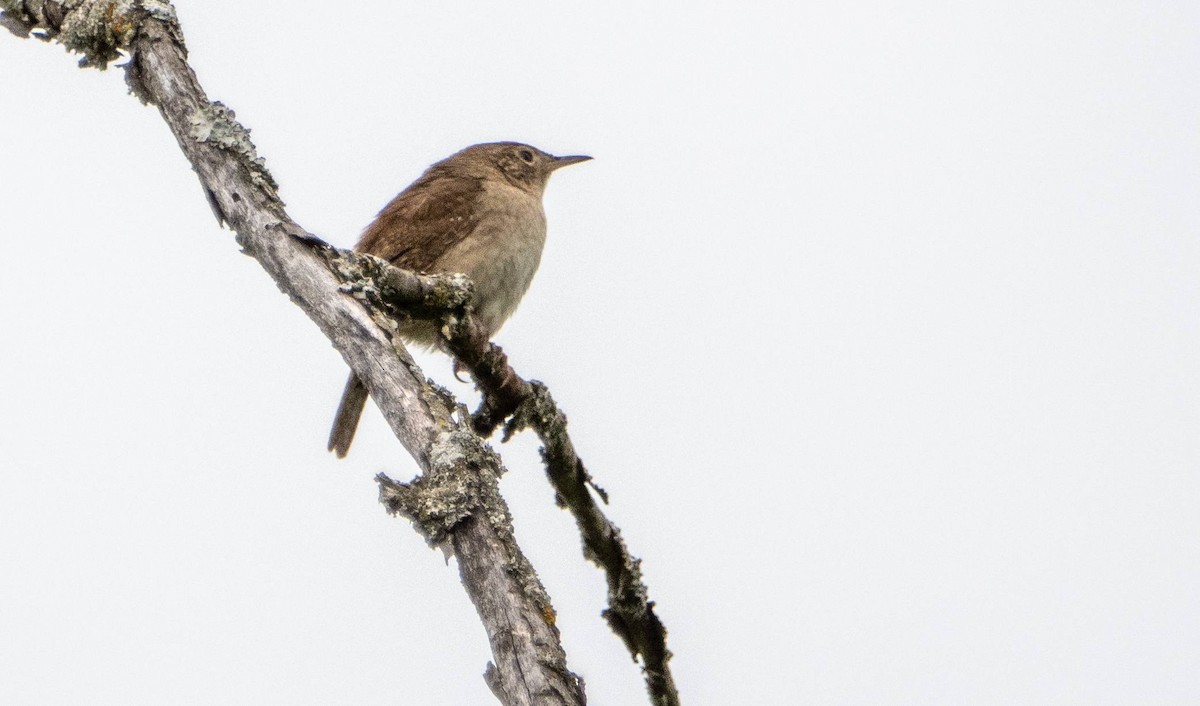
[328,142,591,457]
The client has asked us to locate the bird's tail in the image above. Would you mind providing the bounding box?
[328,373,369,458]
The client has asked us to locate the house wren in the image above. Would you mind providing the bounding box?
[328,141,591,457]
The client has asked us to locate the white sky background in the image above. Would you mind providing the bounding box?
[2,2,1198,704]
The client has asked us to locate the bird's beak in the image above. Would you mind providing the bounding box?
[550,154,592,170]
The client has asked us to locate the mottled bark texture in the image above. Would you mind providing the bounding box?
[3,2,678,705]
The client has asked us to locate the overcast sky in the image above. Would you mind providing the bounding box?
[2,2,1198,704]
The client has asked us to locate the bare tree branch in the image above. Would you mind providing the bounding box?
[442,308,680,706]
[3,2,585,703]
[5,2,680,704]
[323,239,681,705]
[310,215,680,706]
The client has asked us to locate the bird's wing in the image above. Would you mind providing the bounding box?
[355,171,486,273]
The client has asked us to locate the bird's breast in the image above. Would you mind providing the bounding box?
[435,183,548,337]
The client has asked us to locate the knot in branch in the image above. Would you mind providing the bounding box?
[313,245,476,336]
[502,380,563,442]
[376,430,502,548]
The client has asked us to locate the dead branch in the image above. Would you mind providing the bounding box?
[3,2,585,704]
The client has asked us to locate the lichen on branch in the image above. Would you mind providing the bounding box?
[189,101,280,201]
[0,0,163,67]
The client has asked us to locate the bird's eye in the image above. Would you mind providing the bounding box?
[519,149,534,162]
